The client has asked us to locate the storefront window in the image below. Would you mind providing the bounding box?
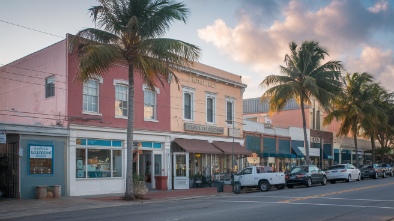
[29,145,53,175]
[76,148,123,178]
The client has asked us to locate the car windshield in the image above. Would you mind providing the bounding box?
[290,167,307,173]
[361,165,373,169]
[328,165,345,170]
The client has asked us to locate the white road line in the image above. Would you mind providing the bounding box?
[222,200,394,210]
[220,195,394,202]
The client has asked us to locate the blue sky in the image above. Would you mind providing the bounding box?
[1,0,394,98]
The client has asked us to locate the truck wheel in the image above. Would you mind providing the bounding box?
[286,185,294,188]
[258,181,271,192]
[275,184,285,190]
[305,178,312,187]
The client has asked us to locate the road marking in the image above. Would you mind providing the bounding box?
[223,195,394,202]
[280,182,394,203]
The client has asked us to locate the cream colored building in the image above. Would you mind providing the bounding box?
[169,62,250,189]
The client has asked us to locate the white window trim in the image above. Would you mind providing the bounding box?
[115,83,128,117]
[183,86,195,121]
[225,97,235,125]
[143,84,159,120]
[83,79,100,114]
[206,92,216,124]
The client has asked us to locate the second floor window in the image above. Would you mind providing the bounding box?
[144,89,156,120]
[206,95,216,123]
[45,76,55,98]
[83,79,99,113]
[226,99,234,123]
[115,84,128,117]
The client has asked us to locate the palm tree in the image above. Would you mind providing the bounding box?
[360,83,389,164]
[71,0,200,200]
[261,41,343,165]
[324,72,379,168]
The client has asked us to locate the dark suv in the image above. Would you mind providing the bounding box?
[360,164,385,179]
[285,165,327,188]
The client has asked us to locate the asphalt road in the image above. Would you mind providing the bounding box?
[7,177,394,221]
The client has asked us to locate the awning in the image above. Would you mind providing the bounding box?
[261,153,278,157]
[174,138,222,154]
[292,146,305,158]
[212,141,251,155]
[323,152,334,160]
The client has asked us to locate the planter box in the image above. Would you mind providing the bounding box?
[154,176,168,190]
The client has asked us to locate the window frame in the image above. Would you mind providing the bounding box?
[115,83,128,118]
[206,93,216,124]
[143,84,159,121]
[183,87,195,121]
[225,97,235,125]
[83,79,100,114]
[45,75,55,98]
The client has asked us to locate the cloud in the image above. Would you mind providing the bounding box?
[197,0,394,96]
[346,46,394,90]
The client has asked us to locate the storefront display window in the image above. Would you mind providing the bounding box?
[29,145,53,175]
[75,138,123,179]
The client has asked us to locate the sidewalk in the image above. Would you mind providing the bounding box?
[0,186,233,220]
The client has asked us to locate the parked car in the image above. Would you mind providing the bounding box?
[360,164,386,179]
[285,165,327,188]
[233,166,286,192]
[325,164,361,184]
[380,163,394,177]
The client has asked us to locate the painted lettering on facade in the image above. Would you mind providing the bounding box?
[184,123,224,134]
[30,146,53,159]
[191,77,215,88]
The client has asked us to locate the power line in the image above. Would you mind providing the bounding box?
[0,19,63,38]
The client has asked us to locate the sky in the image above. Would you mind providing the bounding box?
[1,0,394,99]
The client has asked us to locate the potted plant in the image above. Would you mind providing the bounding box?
[133,173,148,198]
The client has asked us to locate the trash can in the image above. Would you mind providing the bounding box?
[217,181,224,192]
[52,185,61,198]
[36,186,47,199]
[232,181,241,194]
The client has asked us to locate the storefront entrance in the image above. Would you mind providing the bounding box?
[0,143,19,198]
[173,152,189,189]
[136,150,163,190]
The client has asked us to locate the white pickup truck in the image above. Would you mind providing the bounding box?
[233,166,286,192]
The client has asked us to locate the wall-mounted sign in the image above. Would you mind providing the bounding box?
[247,157,260,164]
[191,77,215,88]
[184,123,224,134]
[0,130,6,144]
[311,137,321,143]
[228,128,241,137]
[30,146,53,159]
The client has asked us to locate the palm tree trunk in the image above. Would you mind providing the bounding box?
[125,64,135,200]
[353,124,359,168]
[371,133,376,164]
[300,98,311,165]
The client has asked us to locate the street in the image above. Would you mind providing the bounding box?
[5,177,394,221]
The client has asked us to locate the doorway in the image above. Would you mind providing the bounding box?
[173,152,189,189]
[0,143,19,198]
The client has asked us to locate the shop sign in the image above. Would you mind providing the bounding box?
[311,137,321,143]
[228,127,241,137]
[247,157,260,164]
[298,147,320,156]
[184,123,224,134]
[191,76,215,88]
[0,130,5,144]
[30,146,53,159]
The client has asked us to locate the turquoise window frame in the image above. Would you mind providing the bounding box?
[77,138,122,147]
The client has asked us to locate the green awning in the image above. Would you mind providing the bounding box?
[261,153,278,157]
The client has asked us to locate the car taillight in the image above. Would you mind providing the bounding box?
[340,170,347,172]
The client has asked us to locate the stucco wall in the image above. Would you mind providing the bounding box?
[170,63,245,137]
[0,40,67,127]
[67,53,171,132]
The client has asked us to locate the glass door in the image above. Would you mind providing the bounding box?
[173,152,189,189]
